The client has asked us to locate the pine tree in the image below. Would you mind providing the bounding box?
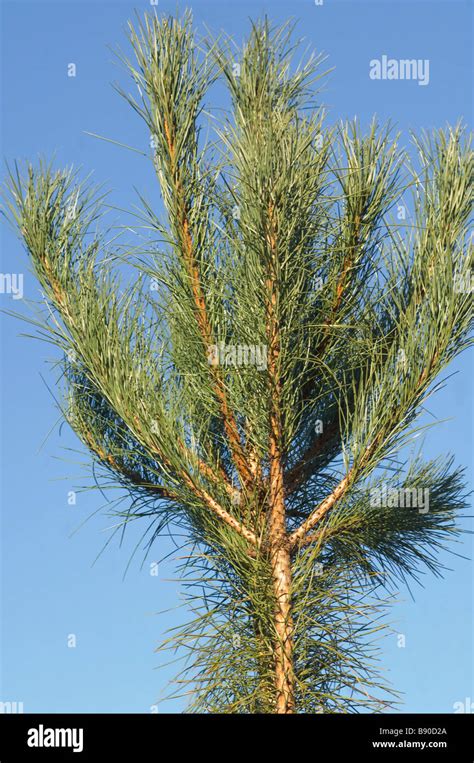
[2,12,473,714]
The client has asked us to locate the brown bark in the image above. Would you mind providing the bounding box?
[269,538,295,713]
[266,201,295,713]
[268,402,295,712]
[289,472,351,549]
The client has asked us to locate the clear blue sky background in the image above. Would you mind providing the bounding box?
[1,0,472,713]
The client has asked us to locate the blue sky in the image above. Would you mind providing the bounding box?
[1,0,472,713]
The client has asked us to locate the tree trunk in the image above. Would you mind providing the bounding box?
[269,539,295,713]
[266,208,294,712]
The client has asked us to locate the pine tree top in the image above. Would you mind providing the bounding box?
[2,11,472,713]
